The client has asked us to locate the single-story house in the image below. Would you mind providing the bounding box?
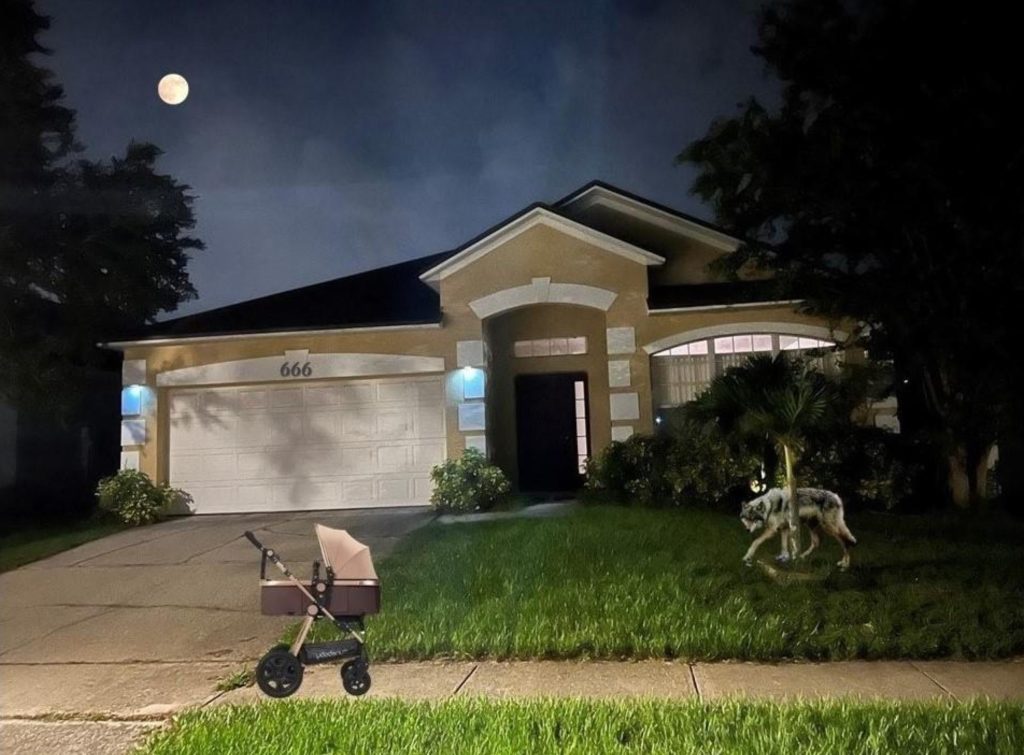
[105,181,878,514]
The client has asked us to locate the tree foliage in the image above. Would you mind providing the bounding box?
[678,0,1024,506]
[0,0,203,413]
[690,354,836,550]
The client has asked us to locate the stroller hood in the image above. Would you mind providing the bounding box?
[314,525,378,580]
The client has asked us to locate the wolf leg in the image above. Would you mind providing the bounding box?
[777,529,791,562]
[799,525,821,559]
[743,525,778,565]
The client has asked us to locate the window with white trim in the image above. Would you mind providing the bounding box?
[513,337,587,358]
[574,380,589,474]
[652,333,841,407]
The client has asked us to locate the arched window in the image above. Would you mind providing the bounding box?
[651,333,841,408]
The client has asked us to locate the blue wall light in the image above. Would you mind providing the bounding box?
[462,366,486,400]
[121,385,145,416]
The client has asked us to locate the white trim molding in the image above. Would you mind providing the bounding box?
[611,425,634,442]
[101,322,442,350]
[420,207,663,285]
[469,278,617,319]
[120,419,146,446]
[120,451,141,471]
[456,340,486,367]
[156,352,446,388]
[608,360,631,388]
[642,322,849,355]
[609,393,640,421]
[649,299,803,315]
[122,359,147,386]
[558,185,741,252]
[606,327,636,355]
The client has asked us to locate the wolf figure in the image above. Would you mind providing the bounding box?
[739,487,857,569]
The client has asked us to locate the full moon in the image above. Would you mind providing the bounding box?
[157,73,189,105]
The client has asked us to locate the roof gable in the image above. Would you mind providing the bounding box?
[418,205,664,286]
[556,180,741,252]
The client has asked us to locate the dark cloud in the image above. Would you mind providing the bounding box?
[38,0,775,315]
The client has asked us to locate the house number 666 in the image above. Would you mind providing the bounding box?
[280,361,313,378]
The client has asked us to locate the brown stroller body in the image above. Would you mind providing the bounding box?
[245,525,379,697]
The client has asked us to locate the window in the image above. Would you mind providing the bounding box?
[574,380,589,474]
[513,337,587,358]
[652,333,840,408]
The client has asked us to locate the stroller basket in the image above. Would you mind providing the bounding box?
[261,579,379,616]
[258,524,380,617]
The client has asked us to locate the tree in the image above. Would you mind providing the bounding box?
[692,354,833,556]
[678,0,1024,508]
[0,0,202,414]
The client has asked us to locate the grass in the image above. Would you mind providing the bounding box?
[292,505,1024,660]
[0,516,125,572]
[139,698,1024,754]
[216,668,255,692]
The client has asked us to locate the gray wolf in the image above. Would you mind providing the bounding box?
[739,487,857,569]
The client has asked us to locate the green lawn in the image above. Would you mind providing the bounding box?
[295,505,1024,660]
[141,698,1024,754]
[0,517,125,572]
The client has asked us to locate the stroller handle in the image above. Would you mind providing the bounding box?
[243,531,265,550]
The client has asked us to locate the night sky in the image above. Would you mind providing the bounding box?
[39,0,774,316]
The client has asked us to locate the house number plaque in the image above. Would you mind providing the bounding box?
[279,361,313,378]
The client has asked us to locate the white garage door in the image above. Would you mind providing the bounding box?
[168,375,446,513]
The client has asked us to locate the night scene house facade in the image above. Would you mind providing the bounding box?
[105,182,875,514]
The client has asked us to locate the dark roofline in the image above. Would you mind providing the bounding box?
[553,179,740,242]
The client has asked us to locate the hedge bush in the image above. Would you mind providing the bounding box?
[96,469,187,526]
[584,414,757,510]
[429,448,511,513]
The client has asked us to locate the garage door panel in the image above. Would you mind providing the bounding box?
[270,388,303,408]
[341,479,375,502]
[376,381,413,402]
[236,417,272,446]
[303,411,340,440]
[304,385,339,406]
[414,476,434,500]
[416,407,445,436]
[378,410,414,438]
[339,383,375,405]
[238,389,268,409]
[170,375,444,512]
[414,442,446,467]
[378,445,412,471]
[268,414,304,445]
[377,477,413,501]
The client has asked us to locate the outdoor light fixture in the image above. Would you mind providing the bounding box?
[461,366,485,400]
[121,384,146,416]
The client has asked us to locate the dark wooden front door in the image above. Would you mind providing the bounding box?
[515,373,586,492]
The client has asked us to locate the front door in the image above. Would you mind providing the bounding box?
[515,373,587,492]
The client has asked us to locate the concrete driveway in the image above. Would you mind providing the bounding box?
[0,507,432,667]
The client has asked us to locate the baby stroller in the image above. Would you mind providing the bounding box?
[244,525,380,698]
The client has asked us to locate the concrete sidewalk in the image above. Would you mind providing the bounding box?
[2,659,1022,753]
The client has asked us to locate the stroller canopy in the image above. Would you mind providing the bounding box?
[314,525,378,580]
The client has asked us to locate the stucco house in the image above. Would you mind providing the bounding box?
[105,182,859,514]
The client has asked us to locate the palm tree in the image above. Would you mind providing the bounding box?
[692,354,833,557]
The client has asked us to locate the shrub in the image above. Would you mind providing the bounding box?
[429,449,511,513]
[95,469,185,526]
[801,425,921,510]
[584,415,756,510]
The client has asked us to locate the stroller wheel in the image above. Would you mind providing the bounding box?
[256,646,304,698]
[340,660,371,696]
